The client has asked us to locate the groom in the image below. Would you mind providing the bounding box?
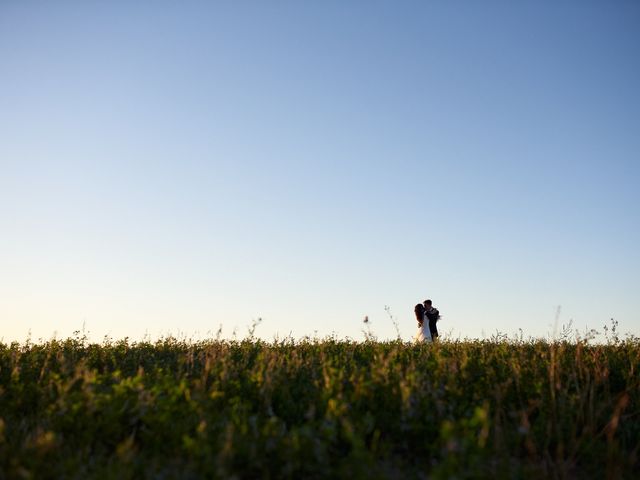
[423,299,440,340]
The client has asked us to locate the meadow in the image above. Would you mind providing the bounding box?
[0,330,638,479]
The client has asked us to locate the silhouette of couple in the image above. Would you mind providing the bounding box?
[414,299,440,343]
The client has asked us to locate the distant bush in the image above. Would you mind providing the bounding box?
[0,336,638,479]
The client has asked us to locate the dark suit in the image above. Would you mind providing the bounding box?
[426,308,439,338]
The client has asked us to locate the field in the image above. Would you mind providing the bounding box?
[1,334,638,479]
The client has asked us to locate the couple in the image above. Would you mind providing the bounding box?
[414,299,440,343]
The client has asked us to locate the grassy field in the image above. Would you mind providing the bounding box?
[0,334,638,479]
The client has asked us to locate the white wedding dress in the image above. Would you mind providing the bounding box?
[414,318,433,343]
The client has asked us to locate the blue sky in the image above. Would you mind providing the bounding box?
[1,1,639,342]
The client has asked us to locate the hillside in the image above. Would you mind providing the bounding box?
[1,337,638,479]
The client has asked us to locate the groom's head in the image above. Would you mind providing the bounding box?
[423,299,432,308]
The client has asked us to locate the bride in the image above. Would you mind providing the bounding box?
[413,303,432,343]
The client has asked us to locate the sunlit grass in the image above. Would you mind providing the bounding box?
[1,329,638,478]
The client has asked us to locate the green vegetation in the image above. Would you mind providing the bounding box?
[1,334,638,479]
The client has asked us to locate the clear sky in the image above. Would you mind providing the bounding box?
[1,1,639,342]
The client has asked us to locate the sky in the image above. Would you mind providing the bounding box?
[1,1,639,343]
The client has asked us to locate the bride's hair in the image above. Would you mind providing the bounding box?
[414,303,425,324]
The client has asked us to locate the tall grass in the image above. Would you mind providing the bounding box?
[0,334,638,479]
